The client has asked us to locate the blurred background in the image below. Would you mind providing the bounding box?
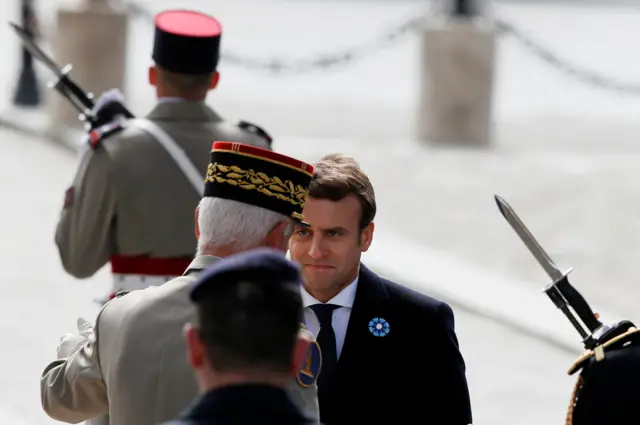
[1,0,640,424]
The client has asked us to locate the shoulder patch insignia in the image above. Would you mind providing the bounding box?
[87,120,127,150]
[237,120,273,147]
[297,339,322,388]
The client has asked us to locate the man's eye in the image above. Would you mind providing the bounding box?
[328,230,340,237]
[295,229,309,236]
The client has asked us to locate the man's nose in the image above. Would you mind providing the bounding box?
[308,236,326,259]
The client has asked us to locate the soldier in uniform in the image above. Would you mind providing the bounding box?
[41,142,320,425]
[492,194,640,425]
[161,248,317,425]
[55,9,273,302]
[565,325,640,424]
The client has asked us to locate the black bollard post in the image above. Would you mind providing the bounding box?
[12,0,41,107]
[450,0,483,18]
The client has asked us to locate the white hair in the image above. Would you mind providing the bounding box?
[197,197,289,254]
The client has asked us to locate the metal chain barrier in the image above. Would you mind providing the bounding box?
[118,0,640,95]
[494,19,640,96]
[120,0,424,74]
[220,16,423,73]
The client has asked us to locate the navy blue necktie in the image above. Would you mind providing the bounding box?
[310,303,339,419]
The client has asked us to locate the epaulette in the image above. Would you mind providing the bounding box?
[86,120,127,150]
[567,327,640,375]
[237,120,273,147]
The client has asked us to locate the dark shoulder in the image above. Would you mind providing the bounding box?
[378,274,457,337]
[381,274,444,313]
[363,265,453,325]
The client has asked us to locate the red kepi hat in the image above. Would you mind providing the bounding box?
[152,9,222,74]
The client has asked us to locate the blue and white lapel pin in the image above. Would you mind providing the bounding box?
[368,317,390,337]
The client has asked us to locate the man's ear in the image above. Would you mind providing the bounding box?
[184,322,205,368]
[265,220,290,251]
[148,65,157,86]
[210,71,220,90]
[360,221,375,252]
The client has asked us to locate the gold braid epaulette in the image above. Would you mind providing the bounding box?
[565,375,584,425]
[564,327,640,424]
[567,327,640,376]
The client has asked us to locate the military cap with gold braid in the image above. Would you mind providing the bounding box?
[205,142,314,225]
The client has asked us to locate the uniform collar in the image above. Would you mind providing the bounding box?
[157,96,187,104]
[146,100,223,123]
[301,276,359,308]
[183,255,221,276]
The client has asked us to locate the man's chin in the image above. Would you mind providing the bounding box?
[303,270,337,290]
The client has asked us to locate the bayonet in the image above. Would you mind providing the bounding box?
[494,195,605,349]
[9,21,134,131]
[11,22,64,78]
[495,195,566,283]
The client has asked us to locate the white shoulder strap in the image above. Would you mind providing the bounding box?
[131,118,204,195]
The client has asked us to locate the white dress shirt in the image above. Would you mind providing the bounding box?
[301,277,358,360]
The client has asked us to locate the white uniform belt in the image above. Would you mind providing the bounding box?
[112,274,178,292]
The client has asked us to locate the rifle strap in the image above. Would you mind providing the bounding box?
[131,118,204,196]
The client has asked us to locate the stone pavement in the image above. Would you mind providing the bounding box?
[0,125,108,425]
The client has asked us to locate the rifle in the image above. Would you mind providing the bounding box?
[9,21,135,132]
[494,195,635,350]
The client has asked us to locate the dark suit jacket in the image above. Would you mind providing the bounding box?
[320,264,472,425]
[161,383,315,425]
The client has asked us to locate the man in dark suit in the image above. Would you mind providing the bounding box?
[161,248,316,425]
[289,153,473,425]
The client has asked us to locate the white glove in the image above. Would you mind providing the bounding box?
[92,88,126,115]
[77,317,94,338]
[56,317,95,359]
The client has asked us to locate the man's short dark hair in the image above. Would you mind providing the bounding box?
[156,66,213,95]
[194,278,302,374]
[309,153,376,229]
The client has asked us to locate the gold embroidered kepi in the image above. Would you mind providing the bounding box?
[205,142,314,224]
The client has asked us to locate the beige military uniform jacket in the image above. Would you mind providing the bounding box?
[55,101,271,278]
[40,255,320,425]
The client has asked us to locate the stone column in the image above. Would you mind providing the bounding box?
[46,0,129,142]
[417,15,496,147]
